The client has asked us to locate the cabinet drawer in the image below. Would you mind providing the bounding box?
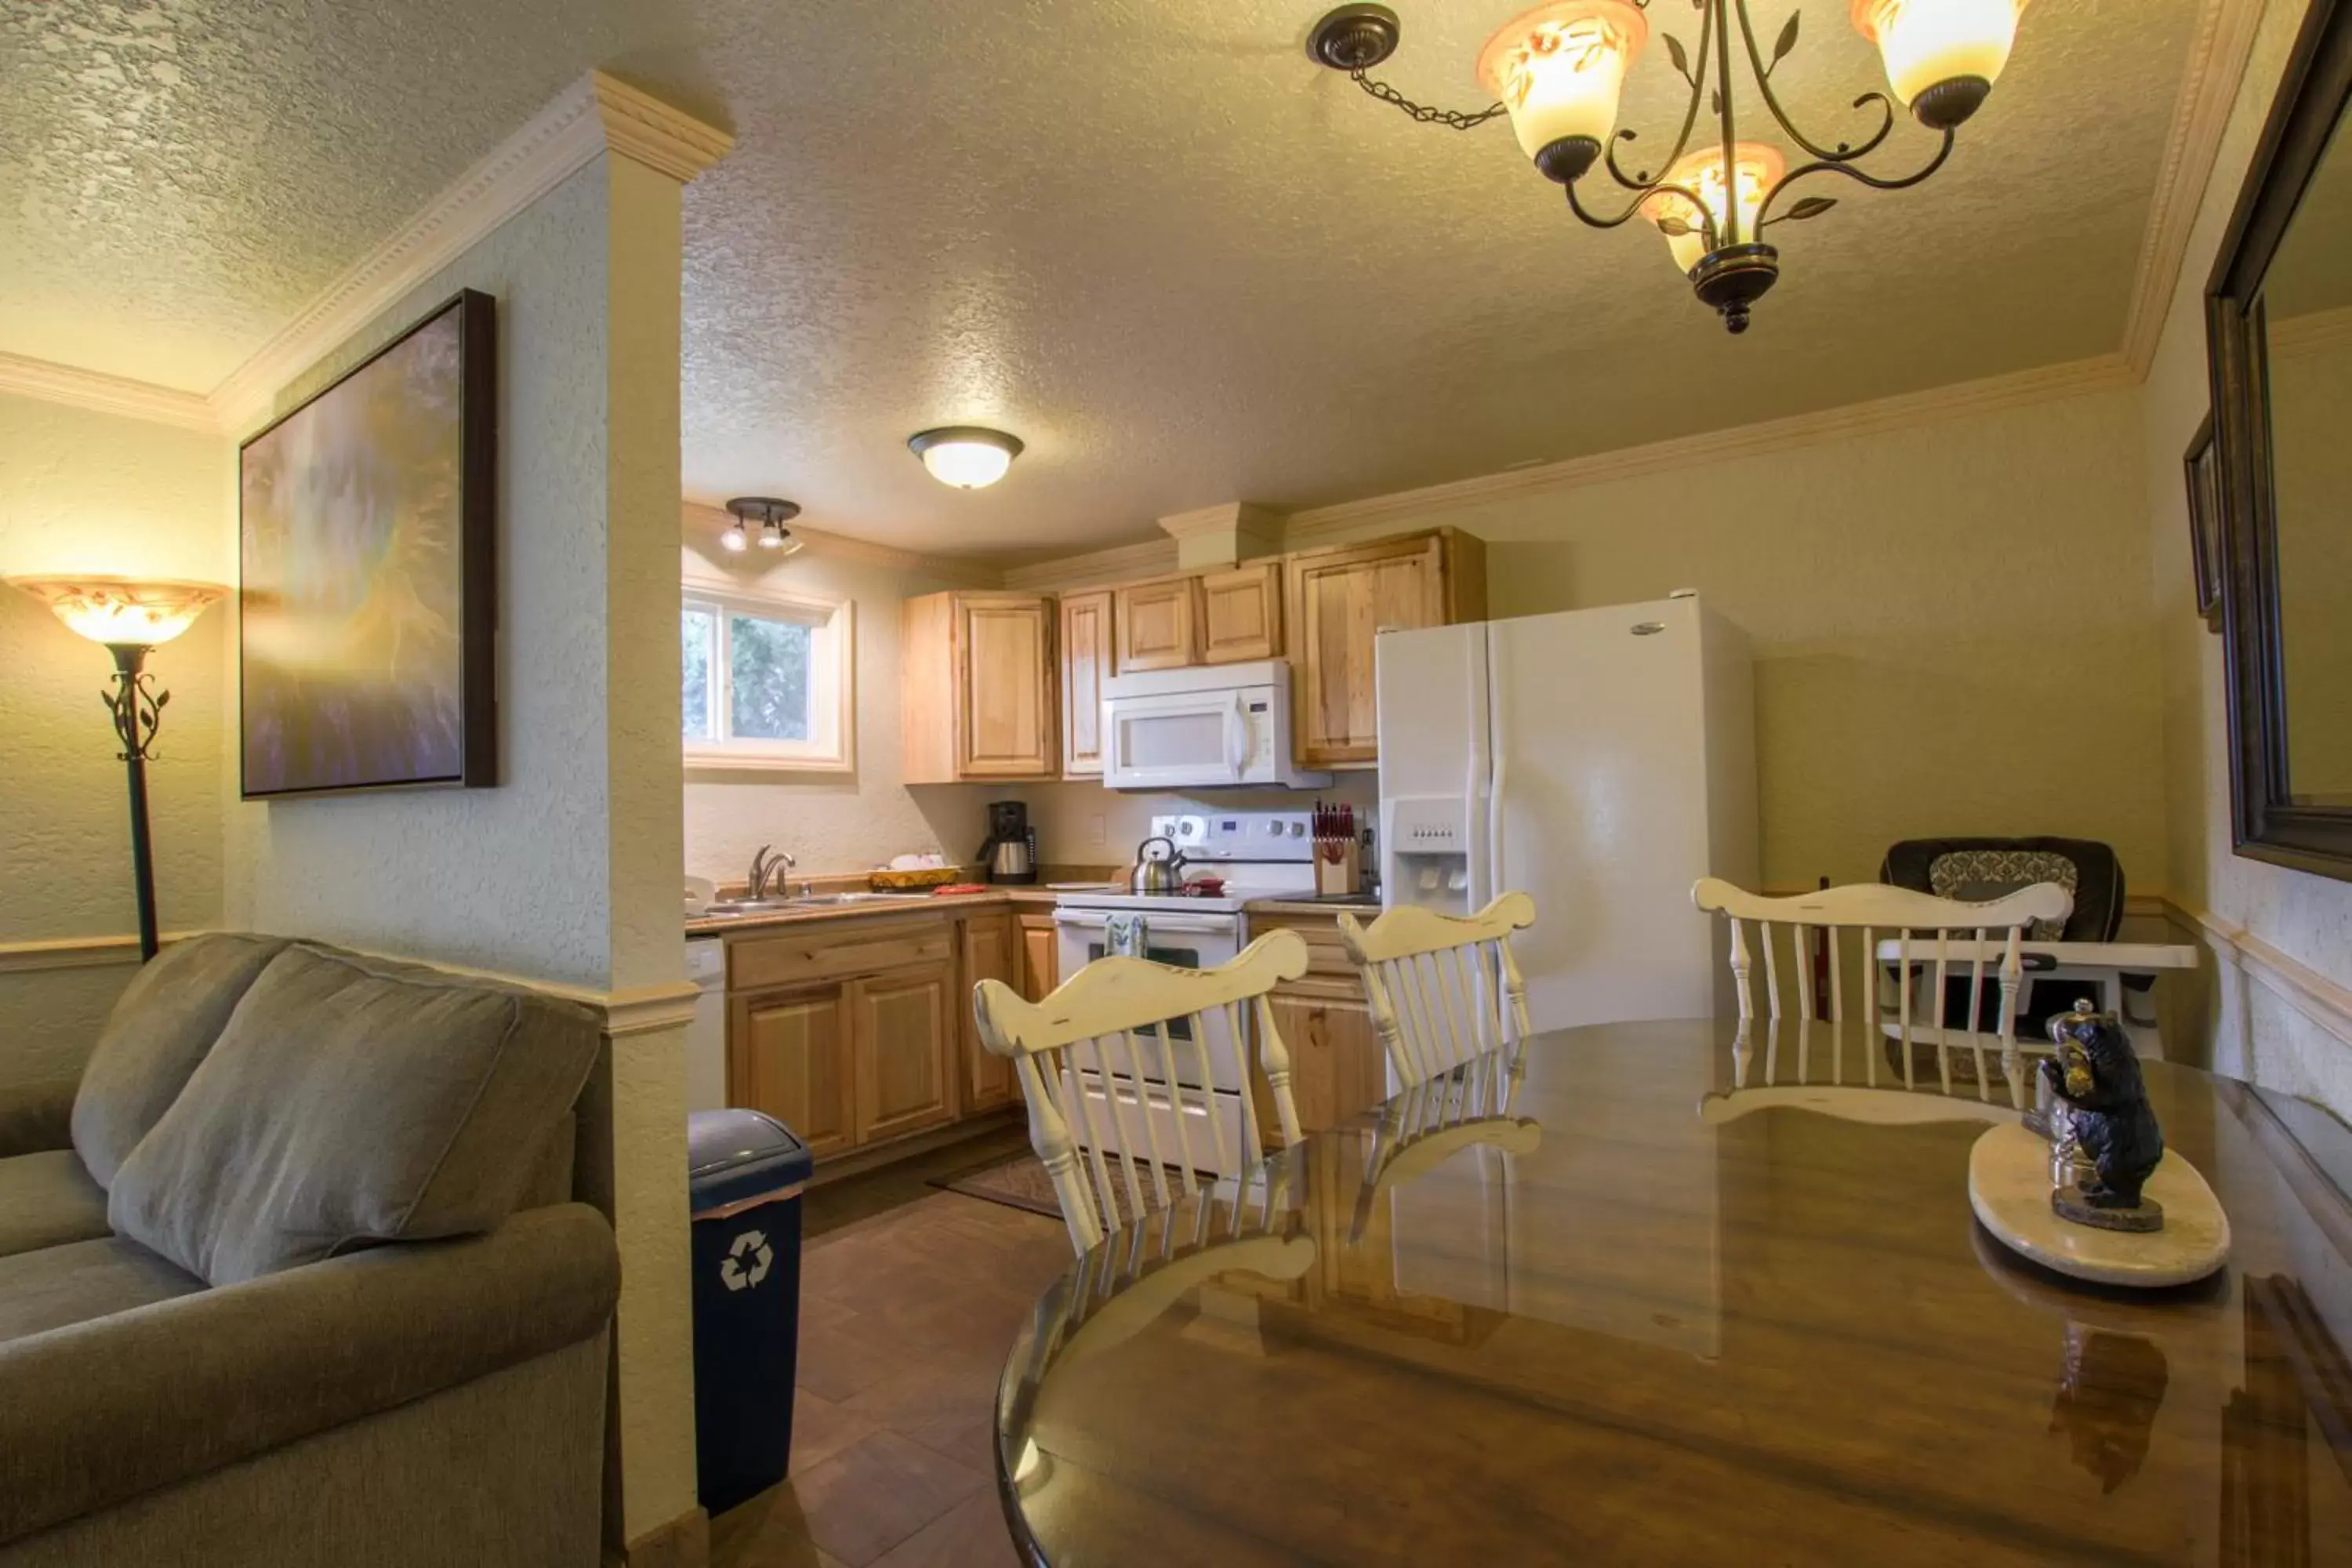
[730,917,954,993]
[1248,914,1359,982]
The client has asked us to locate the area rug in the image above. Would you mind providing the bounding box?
[930,1149,1207,1228]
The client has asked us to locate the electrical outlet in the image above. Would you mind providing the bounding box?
[1087,814,1105,848]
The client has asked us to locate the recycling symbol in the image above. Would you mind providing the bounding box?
[720,1229,773,1292]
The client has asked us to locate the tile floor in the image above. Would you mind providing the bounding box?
[709,1126,1071,1568]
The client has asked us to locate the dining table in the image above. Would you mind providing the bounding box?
[992,1017,2352,1566]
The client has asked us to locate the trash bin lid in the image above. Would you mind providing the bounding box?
[688,1109,812,1215]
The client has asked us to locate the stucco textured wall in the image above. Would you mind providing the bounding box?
[2142,0,2352,1116]
[1291,389,2166,894]
[0,391,229,1083]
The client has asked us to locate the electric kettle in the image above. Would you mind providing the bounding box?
[1127,834,1187,895]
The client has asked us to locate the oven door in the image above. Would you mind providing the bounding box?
[1051,909,1245,1091]
[1102,685,1267,791]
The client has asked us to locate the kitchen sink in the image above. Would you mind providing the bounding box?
[786,891,933,907]
[696,899,795,917]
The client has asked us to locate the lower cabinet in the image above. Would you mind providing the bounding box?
[959,913,1020,1112]
[851,963,956,1145]
[731,985,857,1158]
[1018,913,1059,1002]
[1264,987,1386,1142]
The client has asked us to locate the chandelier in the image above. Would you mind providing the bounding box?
[1308,0,2031,332]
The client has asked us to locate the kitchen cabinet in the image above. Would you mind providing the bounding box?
[1113,575,1199,672]
[1018,913,1059,1003]
[1198,561,1283,665]
[851,963,956,1145]
[902,591,1057,784]
[1059,589,1113,778]
[1247,911,1387,1146]
[959,913,1020,1112]
[731,985,856,1158]
[1283,529,1486,770]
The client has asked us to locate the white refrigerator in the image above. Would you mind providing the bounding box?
[1375,595,1758,1033]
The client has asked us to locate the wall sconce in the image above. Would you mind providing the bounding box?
[7,575,225,960]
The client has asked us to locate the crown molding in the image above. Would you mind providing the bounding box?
[1001,535,1180,592]
[1284,354,2136,542]
[0,353,218,433]
[680,500,1000,584]
[2122,0,2267,379]
[588,73,735,184]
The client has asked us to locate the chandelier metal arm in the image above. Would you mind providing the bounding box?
[1347,69,1508,131]
[1731,0,1897,164]
[1599,0,1718,194]
[1566,176,1712,235]
[1755,125,1955,229]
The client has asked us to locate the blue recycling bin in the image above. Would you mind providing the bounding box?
[687,1109,814,1515]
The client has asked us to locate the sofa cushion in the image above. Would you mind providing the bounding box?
[0,1235,203,1345]
[107,945,604,1287]
[71,933,293,1187]
[0,1151,112,1260]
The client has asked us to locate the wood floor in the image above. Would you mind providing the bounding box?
[709,1126,1071,1568]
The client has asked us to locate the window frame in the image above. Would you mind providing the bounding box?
[681,574,855,773]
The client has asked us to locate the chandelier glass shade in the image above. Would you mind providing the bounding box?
[7,576,223,646]
[1311,0,2032,332]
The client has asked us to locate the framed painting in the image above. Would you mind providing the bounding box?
[239,289,496,797]
[2183,412,2223,633]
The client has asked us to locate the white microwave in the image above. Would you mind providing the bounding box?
[1100,659,1334,793]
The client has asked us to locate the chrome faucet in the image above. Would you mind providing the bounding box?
[747,845,797,900]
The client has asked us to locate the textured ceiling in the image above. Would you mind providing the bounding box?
[2,0,2201,555]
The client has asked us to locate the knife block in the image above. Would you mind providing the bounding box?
[1314,840,1360,897]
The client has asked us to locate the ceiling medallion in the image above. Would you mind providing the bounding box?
[723,496,804,555]
[1308,0,2033,333]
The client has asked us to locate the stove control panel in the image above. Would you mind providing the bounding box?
[1151,811,1317,862]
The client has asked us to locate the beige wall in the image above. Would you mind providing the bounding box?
[2142,0,2352,1116]
[1284,388,2165,894]
[0,392,229,1084]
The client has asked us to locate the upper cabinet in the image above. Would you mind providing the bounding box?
[1113,575,1199,671]
[1197,561,1283,665]
[1284,530,1486,770]
[902,591,1058,784]
[1059,590,1113,778]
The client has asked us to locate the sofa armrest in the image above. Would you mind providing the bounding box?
[0,1202,619,1546]
[0,1076,77,1159]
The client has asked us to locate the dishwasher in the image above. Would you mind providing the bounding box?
[684,935,728,1112]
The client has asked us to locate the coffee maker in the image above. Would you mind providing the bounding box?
[979,800,1037,885]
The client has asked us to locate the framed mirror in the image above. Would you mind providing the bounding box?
[2207,0,2352,880]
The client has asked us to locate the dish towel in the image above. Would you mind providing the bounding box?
[1103,913,1149,959]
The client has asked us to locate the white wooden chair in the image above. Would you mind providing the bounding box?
[1336,893,1537,1090]
[973,929,1312,1255]
[1690,878,2073,1109]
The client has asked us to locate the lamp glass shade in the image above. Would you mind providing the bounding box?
[1476,1,1649,167]
[720,523,749,553]
[1850,0,2024,105]
[1640,143,1788,274]
[7,576,223,646]
[909,427,1022,489]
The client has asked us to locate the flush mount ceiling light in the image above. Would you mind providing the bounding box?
[724,496,804,556]
[907,426,1024,489]
[1308,0,2033,333]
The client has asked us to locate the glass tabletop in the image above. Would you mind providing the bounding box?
[993,1017,2352,1566]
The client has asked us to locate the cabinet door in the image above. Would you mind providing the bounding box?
[731,986,856,1157]
[1285,535,1448,769]
[1198,562,1283,665]
[953,595,1055,778]
[851,963,956,1145]
[960,915,1018,1112]
[1114,575,1200,671]
[1059,590,1114,778]
[1019,915,1060,1003]
[1260,988,1387,1143]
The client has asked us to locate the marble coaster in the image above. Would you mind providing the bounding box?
[1968,1122,2230,1288]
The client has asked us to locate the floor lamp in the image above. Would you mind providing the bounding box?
[9,576,225,963]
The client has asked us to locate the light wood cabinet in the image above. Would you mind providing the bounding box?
[1198,561,1283,665]
[1059,590,1114,778]
[959,913,1019,1112]
[902,592,1057,784]
[851,963,956,1145]
[1249,911,1388,1145]
[1283,530,1486,770]
[1114,575,1200,671]
[1018,913,1059,1003]
[731,985,856,1158]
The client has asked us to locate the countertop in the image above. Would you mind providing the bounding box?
[1242,897,1381,917]
[684,884,1076,938]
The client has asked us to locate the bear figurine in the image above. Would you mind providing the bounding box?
[2039,1000,2166,1230]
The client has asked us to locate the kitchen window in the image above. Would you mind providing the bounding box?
[681,582,854,771]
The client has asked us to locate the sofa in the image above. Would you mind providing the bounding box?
[0,934,621,1566]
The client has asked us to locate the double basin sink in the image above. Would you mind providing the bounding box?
[695,891,936,920]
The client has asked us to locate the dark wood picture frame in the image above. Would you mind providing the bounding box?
[2183,412,2223,632]
[237,289,498,798]
[2204,0,2352,880]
